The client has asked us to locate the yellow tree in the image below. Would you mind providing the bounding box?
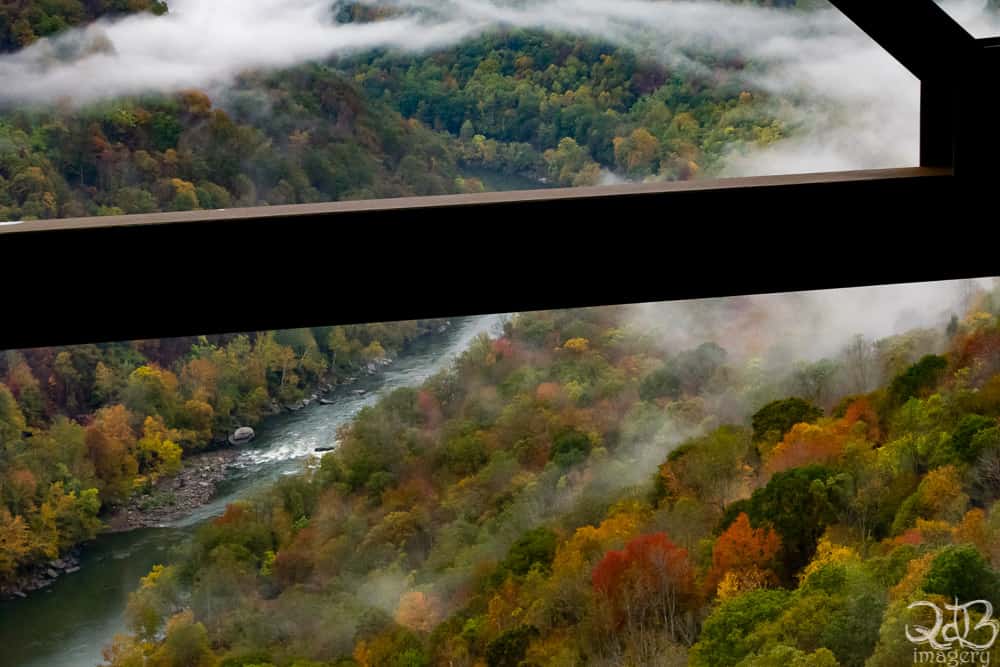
[127,564,181,640]
[147,610,216,667]
[85,404,139,504]
[180,358,219,404]
[168,178,199,211]
[176,399,214,450]
[136,416,183,481]
[101,634,150,667]
[614,128,659,174]
[0,509,30,581]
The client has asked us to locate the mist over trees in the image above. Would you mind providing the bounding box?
[0,23,793,220]
[0,0,950,220]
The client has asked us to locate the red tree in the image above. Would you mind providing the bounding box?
[416,390,442,430]
[492,337,515,360]
[843,397,881,442]
[953,325,1000,384]
[592,532,696,643]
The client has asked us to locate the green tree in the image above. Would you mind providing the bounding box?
[639,364,682,402]
[123,365,179,422]
[113,187,158,214]
[690,588,791,667]
[0,383,26,446]
[723,465,838,579]
[542,137,599,186]
[740,645,840,667]
[148,610,216,667]
[888,355,948,406]
[499,527,558,577]
[485,626,539,667]
[551,430,592,468]
[923,545,1000,603]
[751,397,823,444]
[950,414,996,463]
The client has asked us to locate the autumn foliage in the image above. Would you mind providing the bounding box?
[705,512,781,597]
[14,294,1000,667]
[395,591,443,633]
[592,532,696,641]
[765,398,879,475]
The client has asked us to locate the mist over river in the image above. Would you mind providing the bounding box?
[0,314,506,667]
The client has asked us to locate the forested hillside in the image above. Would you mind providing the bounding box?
[338,29,784,185]
[0,0,167,52]
[90,286,1000,666]
[0,0,815,221]
[0,320,443,588]
[0,71,474,220]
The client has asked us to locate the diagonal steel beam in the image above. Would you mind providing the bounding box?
[827,0,980,169]
[826,0,977,81]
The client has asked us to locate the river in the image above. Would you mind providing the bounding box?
[0,314,507,667]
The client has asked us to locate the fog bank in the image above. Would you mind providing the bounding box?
[0,0,991,174]
[627,277,998,365]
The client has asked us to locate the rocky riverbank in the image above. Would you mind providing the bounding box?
[0,550,82,600]
[105,448,242,532]
[0,450,241,601]
[0,320,455,602]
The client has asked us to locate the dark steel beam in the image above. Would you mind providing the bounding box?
[0,168,953,236]
[0,3,989,353]
[952,41,1000,178]
[826,0,977,171]
[920,78,957,169]
[826,0,976,82]
[0,168,971,352]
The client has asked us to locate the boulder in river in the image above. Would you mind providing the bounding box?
[314,446,335,452]
[228,426,256,446]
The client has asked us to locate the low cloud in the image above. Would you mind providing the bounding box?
[0,0,988,175]
[626,277,998,365]
[933,0,1000,37]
